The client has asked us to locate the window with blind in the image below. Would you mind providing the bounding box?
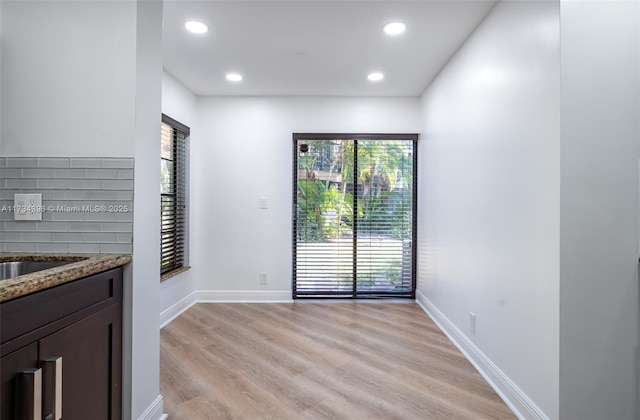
[293,134,417,298]
[161,115,188,275]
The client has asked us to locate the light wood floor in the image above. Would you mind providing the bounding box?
[160,301,516,419]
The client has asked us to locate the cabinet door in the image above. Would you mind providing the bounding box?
[39,304,122,420]
[0,342,39,420]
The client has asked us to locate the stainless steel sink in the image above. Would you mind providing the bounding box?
[0,260,74,281]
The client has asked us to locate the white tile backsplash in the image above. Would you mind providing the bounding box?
[0,157,134,254]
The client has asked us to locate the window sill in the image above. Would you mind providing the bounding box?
[161,265,191,282]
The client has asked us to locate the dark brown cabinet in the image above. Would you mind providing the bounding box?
[0,267,123,420]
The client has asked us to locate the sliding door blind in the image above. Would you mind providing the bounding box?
[356,140,415,295]
[294,140,356,296]
[161,116,188,274]
[293,134,417,298]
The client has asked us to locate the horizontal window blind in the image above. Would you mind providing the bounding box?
[161,115,188,274]
[355,140,414,296]
[293,134,417,299]
[295,140,356,296]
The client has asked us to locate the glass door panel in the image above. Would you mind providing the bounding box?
[293,136,416,298]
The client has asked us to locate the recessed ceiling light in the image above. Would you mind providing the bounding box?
[184,21,209,34]
[383,22,406,35]
[367,72,384,82]
[226,73,243,82]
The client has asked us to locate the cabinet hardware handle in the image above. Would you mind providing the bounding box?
[43,357,63,420]
[19,368,42,420]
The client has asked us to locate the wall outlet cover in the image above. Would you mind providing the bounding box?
[14,193,42,221]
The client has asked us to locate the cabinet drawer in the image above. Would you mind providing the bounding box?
[0,268,122,352]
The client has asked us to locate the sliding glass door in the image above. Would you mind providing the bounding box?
[293,134,417,298]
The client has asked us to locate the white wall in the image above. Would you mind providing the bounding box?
[0,1,165,419]
[559,1,640,419]
[162,71,198,128]
[0,3,3,156]
[0,0,136,157]
[130,0,164,418]
[418,2,560,418]
[160,71,197,317]
[192,97,420,297]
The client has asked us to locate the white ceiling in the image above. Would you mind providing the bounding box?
[162,1,496,97]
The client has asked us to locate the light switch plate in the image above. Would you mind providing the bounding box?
[14,193,43,221]
[260,196,269,209]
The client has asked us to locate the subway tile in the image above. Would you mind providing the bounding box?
[1,232,22,242]
[2,156,138,253]
[66,244,97,253]
[117,191,134,201]
[0,190,18,200]
[85,233,117,243]
[100,243,132,253]
[116,233,133,243]
[117,169,134,180]
[100,222,133,233]
[38,158,70,168]
[5,243,37,252]
[84,191,118,200]
[37,243,69,253]
[68,222,101,232]
[69,244,100,253]
[41,211,53,222]
[86,169,117,179]
[102,180,134,190]
[53,233,84,243]
[6,179,38,189]
[53,168,87,178]
[6,158,38,168]
[52,190,85,200]
[83,201,132,212]
[21,232,54,243]
[0,168,22,178]
[4,221,37,231]
[83,212,118,222]
[101,158,134,169]
[42,201,70,210]
[22,168,55,178]
[38,179,70,189]
[51,212,86,222]
[117,212,133,222]
[69,179,101,190]
[74,200,121,208]
[70,158,102,168]
[36,222,70,232]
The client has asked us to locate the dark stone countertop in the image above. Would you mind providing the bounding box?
[0,253,131,303]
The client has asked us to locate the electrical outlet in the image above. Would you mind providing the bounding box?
[260,196,269,209]
[14,193,42,221]
[260,272,268,284]
[469,312,476,334]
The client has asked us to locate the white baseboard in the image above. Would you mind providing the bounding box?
[159,290,292,329]
[195,290,293,303]
[160,291,197,329]
[415,290,547,420]
[137,395,165,420]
